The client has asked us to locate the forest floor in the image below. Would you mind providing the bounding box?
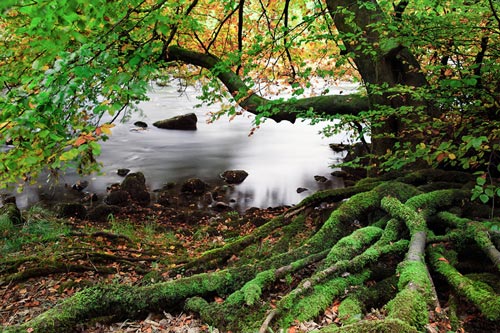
[1,196,496,332]
[1,204,296,332]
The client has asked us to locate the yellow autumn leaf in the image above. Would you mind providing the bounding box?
[100,123,115,135]
[448,153,456,160]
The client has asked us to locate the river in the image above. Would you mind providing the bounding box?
[8,82,359,211]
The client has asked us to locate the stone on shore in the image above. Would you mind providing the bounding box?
[181,178,209,195]
[120,172,150,206]
[58,203,87,219]
[0,202,23,225]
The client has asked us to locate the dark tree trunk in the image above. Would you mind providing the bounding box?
[326,0,430,168]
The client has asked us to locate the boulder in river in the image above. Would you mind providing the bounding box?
[133,121,148,128]
[296,187,308,193]
[117,168,130,177]
[314,175,328,183]
[329,143,349,152]
[71,180,88,192]
[153,113,197,131]
[220,170,249,184]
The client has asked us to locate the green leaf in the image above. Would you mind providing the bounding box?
[476,177,486,186]
[479,194,490,204]
[89,141,101,155]
[60,149,79,161]
[24,156,38,165]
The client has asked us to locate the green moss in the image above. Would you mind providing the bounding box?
[280,271,370,327]
[396,169,472,185]
[0,203,22,225]
[436,211,469,228]
[396,261,433,303]
[466,222,500,270]
[378,218,404,244]
[316,318,419,333]
[338,297,363,325]
[355,177,382,186]
[273,214,308,253]
[429,245,500,320]
[381,196,426,233]
[186,215,286,270]
[323,226,382,267]
[0,214,15,238]
[405,189,468,217]
[465,273,500,293]
[300,182,419,256]
[386,288,428,330]
[296,182,380,208]
[184,296,209,314]
[447,294,460,331]
[373,181,422,203]
[417,181,464,192]
[240,270,276,306]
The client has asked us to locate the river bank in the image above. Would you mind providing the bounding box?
[3,82,357,211]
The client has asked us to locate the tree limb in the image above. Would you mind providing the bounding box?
[164,45,370,123]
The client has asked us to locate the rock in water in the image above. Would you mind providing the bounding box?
[220,170,249,184]
[314,175,328,183]
[297,187,308,193]
[71,180,89,191]
[117,168,130,177]
[153,113,197,130]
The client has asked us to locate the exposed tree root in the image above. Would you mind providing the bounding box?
[69,230,133,243]
[2,170,499,332]
[0,263,115,286]
[0,250,158,285]
[429,245,500,320]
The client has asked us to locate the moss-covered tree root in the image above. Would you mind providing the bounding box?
[429,245,500,321]
[3,171,500,332]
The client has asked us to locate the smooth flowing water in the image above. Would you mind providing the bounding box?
[10,83,359,210]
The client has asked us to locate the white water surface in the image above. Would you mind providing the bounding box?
[9,82,360,210]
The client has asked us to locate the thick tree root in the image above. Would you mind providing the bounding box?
[317,318,419,333]
[3,172,499,332]
[2,266,255,333]
[179,215,287,272]
[428,245,500,321]
[0,250,157,285]
[437,211,500,271]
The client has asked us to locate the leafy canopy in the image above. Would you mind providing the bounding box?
[0,0,499,195]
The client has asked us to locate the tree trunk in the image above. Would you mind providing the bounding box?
[326,0,430,168]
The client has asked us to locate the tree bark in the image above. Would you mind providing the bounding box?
[325,0,430,159]
[164,45,370,123]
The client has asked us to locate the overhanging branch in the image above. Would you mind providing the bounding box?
[164,45,370,123]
